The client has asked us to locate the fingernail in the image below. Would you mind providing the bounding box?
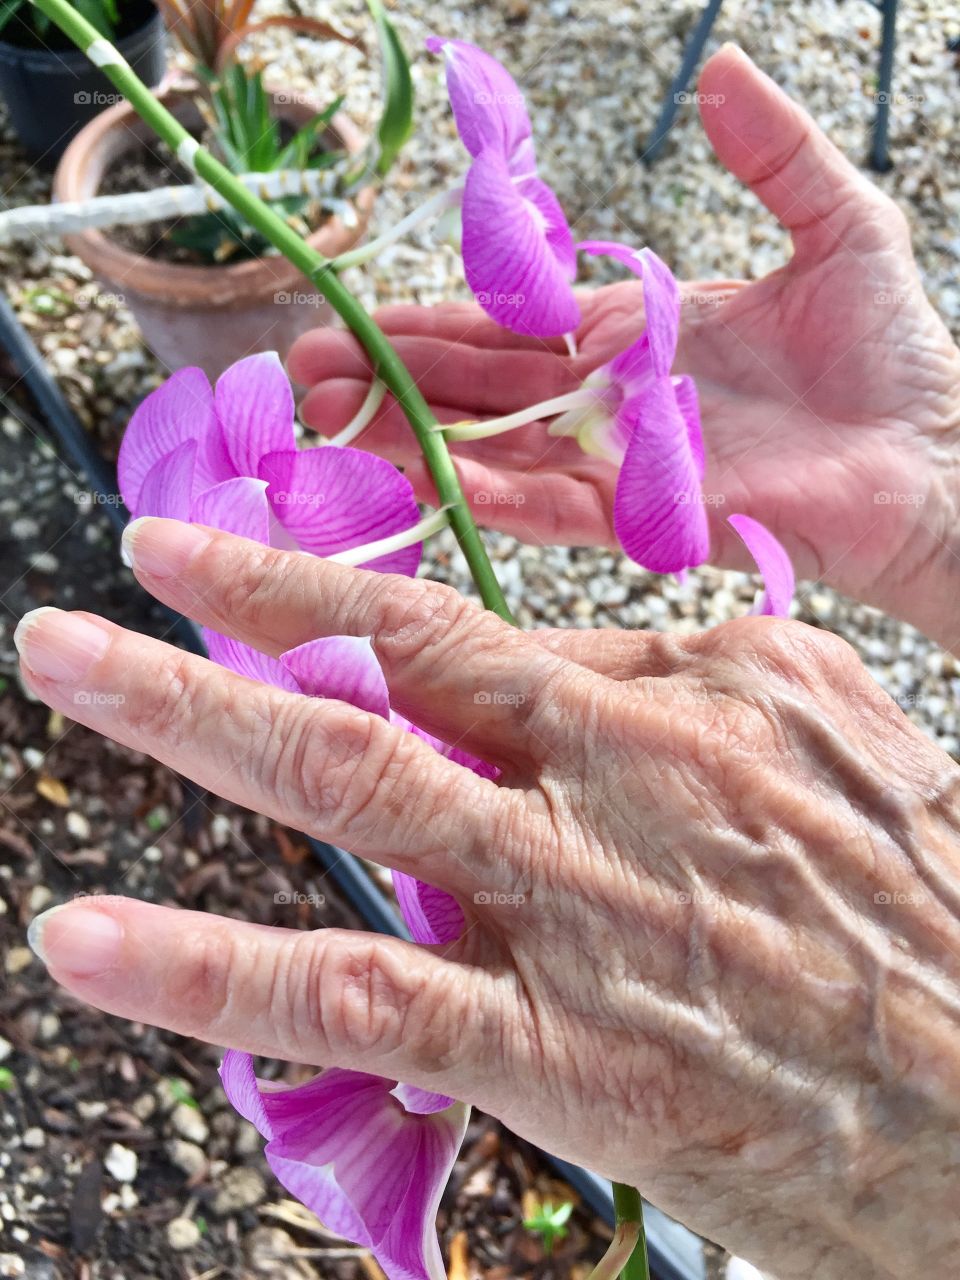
[15,608,110,682]
[28,904,123,979]
[123,517,212,579]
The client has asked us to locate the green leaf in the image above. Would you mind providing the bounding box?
[366,0,413,176]
[273,96,343,172]
[0,1067,14,1092]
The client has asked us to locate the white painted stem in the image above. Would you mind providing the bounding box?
[441,385,598,442]
[326,506,451,566]
[0,169,354,246]
[332,185,463,270]
[324,379,387,446]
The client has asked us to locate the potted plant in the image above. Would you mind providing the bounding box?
[50,0,411,377]
[0,0,166,162]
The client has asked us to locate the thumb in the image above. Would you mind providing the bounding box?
[697,44,910,259]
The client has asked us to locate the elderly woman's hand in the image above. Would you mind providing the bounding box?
[288,44,960,651]
[18,519,960,1280]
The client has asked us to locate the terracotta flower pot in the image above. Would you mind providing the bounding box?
[53,90,375,379]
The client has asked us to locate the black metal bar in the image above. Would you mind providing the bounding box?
[870,0,898,171]
[642,0,725,164]
[0,297,707,1280]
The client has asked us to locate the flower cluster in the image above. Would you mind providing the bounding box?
[119,34,796,1280]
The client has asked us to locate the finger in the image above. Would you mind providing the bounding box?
[291,330,576,417]
[15,608,506,889]
[120,521,577,765]
[30,898,505,1100]
[412,454,615,548]
[375,301,571,353]
[698,44,910,257]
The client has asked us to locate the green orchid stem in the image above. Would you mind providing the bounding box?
[611,1183,650,1280]
[29,0,512,624]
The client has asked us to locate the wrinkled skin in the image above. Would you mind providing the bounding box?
[18,525,960,1280]
[289,45,960,652]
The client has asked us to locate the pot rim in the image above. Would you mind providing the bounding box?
[52,87,375,307]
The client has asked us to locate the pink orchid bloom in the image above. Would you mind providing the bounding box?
[427,36,579,338]
[203,626,496,944]
[220,1052,469,1280]
[118,353,423,575]
[727,514,795,617]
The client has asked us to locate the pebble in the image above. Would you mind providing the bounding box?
[0,1037,12,1063]
[4,948,33,976]
[104,1143,138,1184]
[65,811,91,840]
[212,1167,267,1214]
[166,1138,207,1177]
[170,1102,209,1144]
[167,1216,202,1250]
[27,885,51,913]
[21,1128,44,1150]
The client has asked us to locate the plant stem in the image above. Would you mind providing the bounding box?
[29,0,512,623]
[611,1183,650,1280]
[442,386,598,442]
[332,185,461,270]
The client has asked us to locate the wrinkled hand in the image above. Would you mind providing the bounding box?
[288,44,960,649]
[19,521,960,1280]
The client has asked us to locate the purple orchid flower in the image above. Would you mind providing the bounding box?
[427,36,579,338]
[727,514,794,617]
[204,626,496,945]
[544,239,710,573]
[219,1051,469,1280]
[118,353,423,575]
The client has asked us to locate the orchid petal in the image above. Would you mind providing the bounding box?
[219,1054,469,1280]
[673,375,705,481]
[215,352,297,478]
[259,447,422,575]
[119,367,232,515]
[137,441,198,521]
[426,36,535,172]
[613,377,709,573]
[579,241,680,380]
[728,514,795,618]
[392,871,465,945]
[204,629,300,692]
[191,477,271,543]
[390,1083,456,1116]
[462,148,579,338]
[280,635,391,718]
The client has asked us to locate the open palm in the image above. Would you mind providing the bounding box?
[288,46,960,643]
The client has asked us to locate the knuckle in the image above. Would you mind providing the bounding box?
[263,697,405,841]
[213,541,297,634]
[372,578,483,664]
[698,616,860,682]
[170,928,237,1038]
[126,650,198,749]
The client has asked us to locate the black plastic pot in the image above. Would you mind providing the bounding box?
[0,0,166,165]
